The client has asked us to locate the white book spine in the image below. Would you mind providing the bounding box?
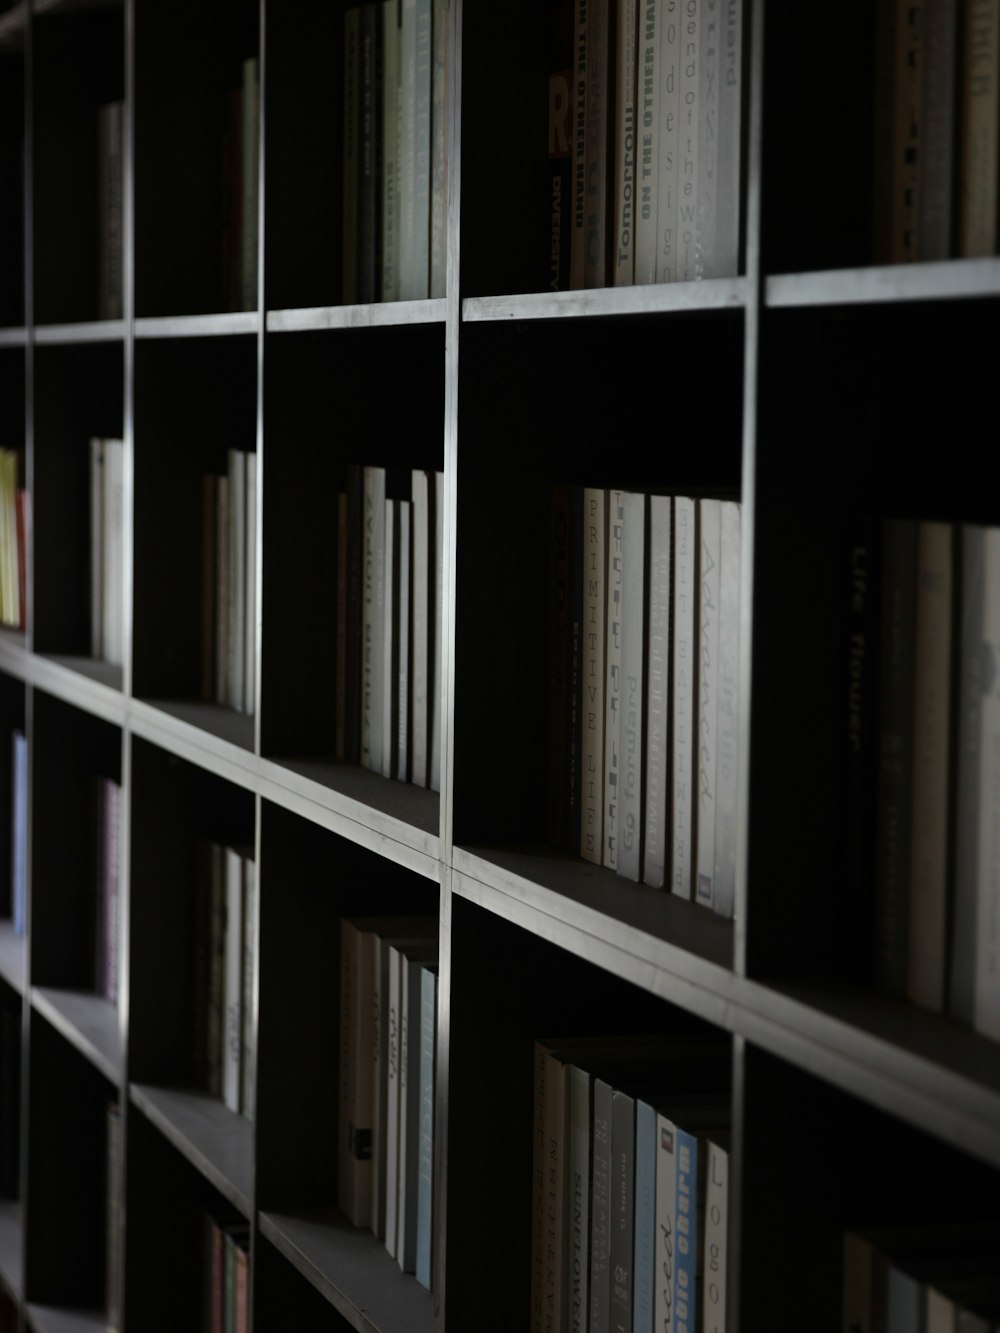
[906,520,952,1011]
[715,0,742,275]
[603,490,625,869]
[240,857,256,1119]
[644,495,671,887]
[618,491,646,881]
[653,1116,678,1333]
[430,0,448,298]
[696,497,722,909]
[657,0,680,281]
[383,498,396,779]
[227,449,247,712]
[613,0,638,284]
[411,470,430,788]
[104,439,124,668]
[714,499,740,918]
[676,0,700,279]
[672,496,696,897]
[582,488,606,863]
[695,0,719,277]
[223,847,243,1114]
[975,526,1000,1039]
[634,0,660,284]
[397,499,411,783]
[244,451,257,716]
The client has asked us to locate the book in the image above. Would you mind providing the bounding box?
[227,449,247,713]
[397,940,437,1271]
[362,466,387,772]
[415,962,437,1290]
[399,0,432,299]
[696,497,721,910]
[567,1063,591,1333]
[643,494,671,889]
[106,1100,123,1330]
[582,487,606,864]
[657,0,680,283]
[222,847,244,1114]
[671,496,696,898]
[430,468,443,792]
[397,497,411,784]
[714,0,742,275]
[609,1088,636,1333]
[340,917,376,1227]
[411,470,431,787]
[584,0,611,286]
[240,857,256,1119]
[613,0,638,285]
[590,1076,614,1333]
[975,525,1000,1041]
[97,101,124,321]
[695,0,719,278]
[702,1139,728,1333]
[632,1097,657,1333]
[547,3,574,292]
[570,0,589,288]
[11,730,27,937]
[241,57,259,310]
[244,450,257,715]
[919,0,957,261]
[634,0,661,285]
[382,0,402,301]
[383,496,398,779]
[959,0,999,256]
[676,0,700,280]
[713,499,740,918]
[343,8,361,304]
[618,491,646,882]
[430,0,449,298]
[604,489,625,870]
[358,6,381,305]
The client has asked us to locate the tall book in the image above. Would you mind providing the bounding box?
[713,499,740,919]
[609,1089,636,1333]
[643,495,671,888]
[567,1064,591,1333]
[97,101,124,321]
[430,0,449,298]
[612,0,638,284]
[657,0,680,282]
[11,731,26,937]
[714,0,742,275]
[90,437,105,658]
[959,0,999,256]
[244,451,257,715]
[582,487,606,864]
[340,918,376,1227]
[397,941,438,1272]
[975,526,1000,1041]
[227,449,247,713]
[672,1125,699,1333]
[570,0,589,288]
[891,0,923,261]
[343,8,361,304]
[906,520,952,1012]
[383,497,399,780]
[415,963,437,1290]
[241,57,259,310]
[696,498,722,910]
[603,490,625,869]
[632,1098,657,1333]
[397,498,411,783]
[222,847,244,1114]
[399,0,432,299]
[547,3,574,292]
[590,1077,614,1333]
[382,0,402,301]
[584,0,611,286]
[676,0,700,279]
[240,857,256,1119]
[695,0,719,278]
[702,1140,728,1333]
[634,0,660,285]
[358,7,381,304]
[430,469,443,792]
[671,496,696,898]
[411,470,431,787]
[362,466,387,772]
[618,491,646,882]
[919,0,957,261]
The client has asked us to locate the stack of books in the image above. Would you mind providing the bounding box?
[201,449,257,715]
[531,1034,731,1333]
[192,840,256,1119]
[546,0,743,291]
[550,487,741,920]
[342,0,449,303]
[336,465,443,790]
[0,446,26,632]
[339,914,438,1290]
[90,436,125,668]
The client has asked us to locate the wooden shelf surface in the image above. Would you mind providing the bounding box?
[130,1084,253,1217]
[260,1208,434,1333]
[31,989,122,1087]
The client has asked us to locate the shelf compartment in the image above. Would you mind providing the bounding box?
[0,1199,22,1302]
[739,1044,1000,1331]
[32,342,124,663]
[23,1015,118,1320]
[132,334,257,709]
[445,893,735,1333]
[134,0,259,318]
[31,989,121,1088]
[129,1083,253,1217]
[32,1,124,325]
[260,1209,434,1333]
[463,278,752,323]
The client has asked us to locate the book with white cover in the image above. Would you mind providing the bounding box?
[227,449,247,712]
[975,525,1000,1040]
[383,498,397,779]
[582,488,606,863]
[644,495,671,888]
[653,1113,678,1333]
[634,0,660,284]
[385,942,404,1255]
[411,470,430,788]
[240,856,256,1120]
[618,491,646,881]
[362,466,387,771]
[714,500,740,918]
[906,520,952,1012]
[696,0,719,277]
[612,0,637,285]
[103,438,124,668]
[244,451,257,715]
[696,498,721,910]
[415,963,437,1290]
[430,0,448,298]
[676,0,700,279]
[603,490,625,869]
[222,847,243,1114]
[714,0,742,276]
[671,496,696,898]
[657,0,680,282]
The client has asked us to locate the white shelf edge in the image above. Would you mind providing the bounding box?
[134,311,258,339]
[266,298,447,333]
[0,326,26,346]
[463,277,750,323]
[34,319,125,344]
[766,257,1000,308]
[13,651,126,728]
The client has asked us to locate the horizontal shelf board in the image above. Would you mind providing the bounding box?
[12,652,125,727]
[33,0,122,15]
[260,1208,434,1333]
[33,320,125,345]
[130,1083,253,1216]
[31,988,122,1087]
[262,756,440,873]
[133,696,253,753]
[266,299,447,333]
[134,312,258,339]
[42,654,122,693]
[0,1200,22,1301]
[738,980,1000,1169]
[463,277,750,323]
[453,846,737,1017]
[0,326,26,346]
[0,920,25,994]
[25,1307,106,1333]
[766,258,1000,308]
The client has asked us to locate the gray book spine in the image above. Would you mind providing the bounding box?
[619,491,646,881]
[590,1078,613,1333]
[430,0,448,298]
[643,496,671,887]
[358,8,380,304]
[695,0,719,277]
[632,1099,656,1333]
[382,0,401,301]
[634,0,660,285]
[582,488,607,863]
[696,498,721,909]
[656,0,679,282]
[714,0,742,276]
[919,0,956,260]
[604,490,625,869]
[713,500,740,918]
[676,0,700,280]
[609,1090,635,1333]
[363,467,387,771]
[671,496,696,897]
[415,966,437,1288]
[343,8,360,304]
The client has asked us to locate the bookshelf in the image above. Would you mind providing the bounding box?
[0,0,998,1330]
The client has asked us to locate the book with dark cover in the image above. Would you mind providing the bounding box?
[618,491,646,881]
[643,494,671,888]
[582,488,606,864]
[415,963,437,1289]
[359,5,382,304]
[696,497,721,910]
[609,1089,635,1333]
[603,489,625,869]
[612,0,637,285]
[547,1,574,292]
[97,101,124,320]
[584,0,610,286]
[343,7,361,304]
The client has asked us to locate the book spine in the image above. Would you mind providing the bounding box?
[584,0,610,286]
[397,498,411,783]
[97,102,124,321]
[383,498,398,779]
[343,8,361,304]
[589,1078,613,1333]
[382,1,401,301]
[549,486,572,847]
[11,731,26,937]
[609,1090,635,1333]
[618,491,646,882]
[571,0,589,288]
[241,58,259,310]
[430,0,448,298]
[634,0,660,285]
[415,965,437,1289]
[336,489,349,759]
[872,0,897,262]
[643,495,671,888]
[632,1099,656,1333]
[676,0,700,280]
[613,0,638,284]
[658,0,682,281]
[347,464,364,764]
[671,497,697,898]
[582,488,606,863]
[340,921,375,1228]
[673,1126,698,1333]
[696,498,721,909]
[918,0,957,260]
[653,1115,677,1333]
[974,526,1000,1040]
[695,0,719,277]
[244,452,257,716]
[906,520,953,1012]
[240,857,256,1119]
[103,778,121,1004]
[568,1065,591,1333]
[227,450,247,713]
[702,1140,727,1333]
[713,500,740,919]
[959,0,1000,256]
[430,470,443,792]
[544,1052,567,1333]
[215,475,230,706]
[548,49,574,291]
[890,0,923,261]
[359,8,380,304]
[397,952,425,1270]
[202,473,218,701]
[411,471,430,787]
[385,944,402,1254]
[207,842,225,1097]
[362,466,387,771]
[103,440,124,669]
[223,847,243,1114]
[604,490,625,869]
[714,0,742,275]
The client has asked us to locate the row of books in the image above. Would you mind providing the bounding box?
[203,1210,250,1333]
[547,0,743,292]
[341,465,443,790]
[91,775,122,1006]
[192,840,256,1118]
[531,1034,731,1333]
[339,915,438,1289]
[201,450,257,716]
[873,0,1000,264]
[0,447,26,631]
[863,520,1000,1041]
[89,436,125,668]
[342,0,448,304]
[552,488,741,918]
[843,1225,1000,1332]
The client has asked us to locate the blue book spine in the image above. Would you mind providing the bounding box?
[673,1128,698,1333]
[415,966,437,1289]
[632,1100,655,1333]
